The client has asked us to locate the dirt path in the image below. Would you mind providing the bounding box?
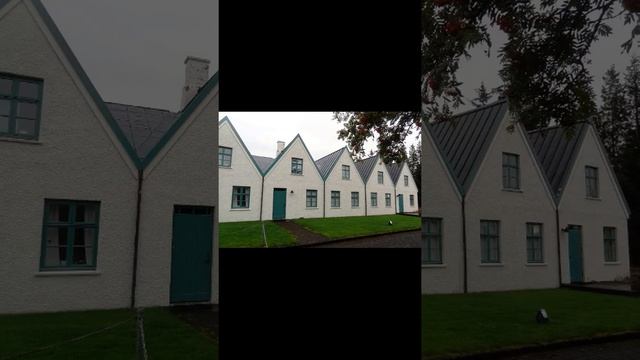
[307,230,421,248]
[498,337,640,360]
[275,221,330,246]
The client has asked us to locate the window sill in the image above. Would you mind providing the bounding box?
[479,263,504,267]
[219,166,232,169]
[502,188,523,193]
[291,173,303,176]
[586,196,602,201]
[35,270,101,277]
[351,206,359,209]
[525,262,547,267]
[305,207,318,210]
[0,137,42,145]
[604,261,621,265]
[330,207,340,209]
[230,208,251,211]
[422,263,446,268]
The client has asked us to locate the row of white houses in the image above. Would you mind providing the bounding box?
[0,0,219,313]
[421,100,631,293]
[218,118,420,222]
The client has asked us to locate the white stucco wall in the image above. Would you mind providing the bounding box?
[261,137,324,220]
[323,150,366,218]
[365,157,396,216]
[394,163,419,214]
[420,128,464,294]
[558,126,630,284]
[0,1,138,313]
[464,118,558,292]
[136,87,219,307]
[218,121,263,222]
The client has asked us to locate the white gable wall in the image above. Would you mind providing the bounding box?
[218,121,263,222]
[324,149,366,217]
[136,87,219,307]
[420,128,464,294]
[365,157,396,216]
[464,116,558,292]
[0,1,137,313]
[262,137,324,220]
[394,163,419,213]
[558,126,630,284]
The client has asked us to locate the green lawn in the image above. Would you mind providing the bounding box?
[219,220,296,247]
[0,308,218,360]
[294,214,420,240]
[422,289,640,358]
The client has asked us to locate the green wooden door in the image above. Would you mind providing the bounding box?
[398,194,404,213]
[170,206,213,303]
[272,188,286,220]
[568,225,584,283]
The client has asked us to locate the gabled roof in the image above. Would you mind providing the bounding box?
[315,147,346,180]
[262,134,323,177]
[16,0,219,170]
[428,100,508,195]
[355,154,380,183]
[386,162,403,184]
[219,116,266,175]
[527,123,588,199]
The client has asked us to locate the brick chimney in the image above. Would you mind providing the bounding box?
[181,56,210,109]
[276,141,285,157]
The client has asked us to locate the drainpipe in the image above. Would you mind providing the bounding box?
[259,176,265,221]
[555,208,562,287]
[323,179,326,218]
[364,182,368,216]
[394,187,397,214]
[130,168,143,309]
[461,197,468,294]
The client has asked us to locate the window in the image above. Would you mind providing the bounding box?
[41,200,99,270]
[291,158,303,175]
[218,147,232,167]
[306,190,317,208]
[410,194,415,207]
[331,191,340,208]
[480,220,500,263]
[526,223,544,263]
[385,193,392,207]
[377,171,384,184]
[423,218,442,264]
[232,186,250,208]
[404,175,409,186]
[586,166,599,198]
[0,74,43,139]
[604,227,617,262]
[342,165,350,180]
[502,153,520,190]
[351,192,359,207]
[371,192,378,207]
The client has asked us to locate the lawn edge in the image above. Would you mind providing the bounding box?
[423,330,640,360]
[292,228,420,247]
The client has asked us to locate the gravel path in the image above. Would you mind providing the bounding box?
[498,338,640,360]
[308,230,421,248]
[275,221,329,245]
[169,304,219,340]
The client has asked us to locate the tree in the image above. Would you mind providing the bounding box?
[595,66,629,170]
[624,55,640,142]
[407,142,422,205]
[472,82,493,107]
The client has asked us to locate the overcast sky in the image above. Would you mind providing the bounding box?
[42,0,218,112]
[220,112,422,160]
[457,3,636,111]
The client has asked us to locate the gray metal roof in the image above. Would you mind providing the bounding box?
[355,155,379,182]
[106,102,178,161]
[429,100,508,194]
[386,162,403,184]
[252,155,275,173]
[315,147,345,179]
[527,122,588,198]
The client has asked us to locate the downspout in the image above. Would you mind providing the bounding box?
[130,168,143,309]
[323,178,326,218]
[461,197,468,294]
[555,208,562,287]
[364,182,368,216]
[259,175,265,221]
[394,187,397,214]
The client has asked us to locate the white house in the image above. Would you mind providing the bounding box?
[355,154,397,216]
[421,100,630,294]
[315,147,366,218]
[0,0,218,313]
[218,117,264,222]
[387,162,420,214]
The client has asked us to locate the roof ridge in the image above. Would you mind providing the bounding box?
[105,101,176,114]
[315,147,344,163]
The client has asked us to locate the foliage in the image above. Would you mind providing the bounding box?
[407,142,422,202]
[594,65,630,168]
[472,82,493,107]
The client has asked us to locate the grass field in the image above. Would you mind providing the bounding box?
[422,289,640,358]
[294,214,420,239]
[219,220,296,247]
[0,308,218,360]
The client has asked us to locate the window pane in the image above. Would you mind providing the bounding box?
[74,227,96,246]
[16,102,37,119]
[0,99,10,116]
[15,118,36,136]
[73,246,94,265]
[0,116,8,133]
[18,81,39,99]
[0,78,12,95]
[48,204,70,223]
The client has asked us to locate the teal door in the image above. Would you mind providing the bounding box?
[568,225,584,283]
[273,188,286,220]
[170,206,213,303]
[398,195,404,213]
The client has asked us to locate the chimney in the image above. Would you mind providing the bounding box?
[181,56,210,109]
[276,141,285,157]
